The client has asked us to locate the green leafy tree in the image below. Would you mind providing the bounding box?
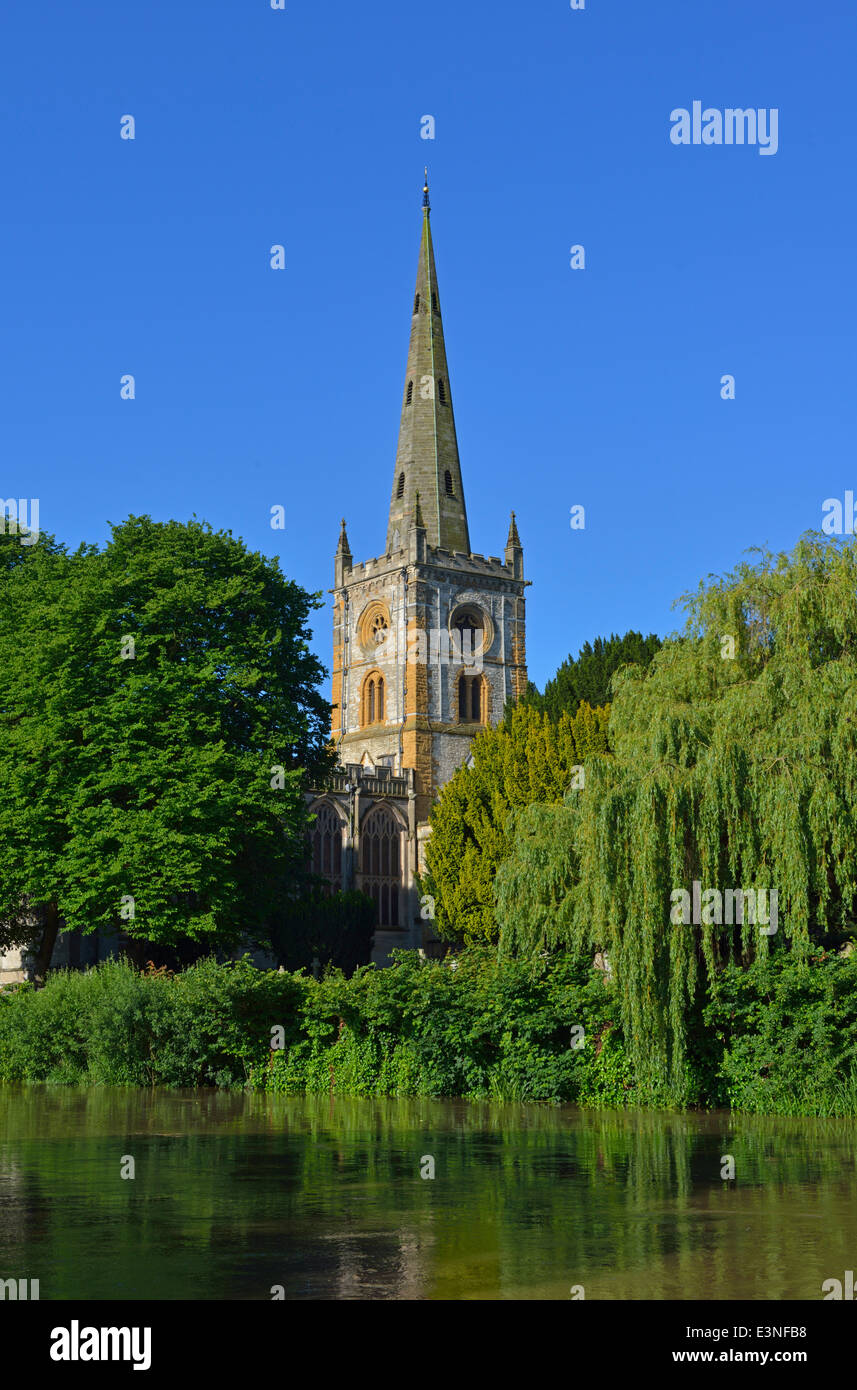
[0,516,333,979]
[526,631,661,720]
[497,535,857,1104]
[422,701,610,946]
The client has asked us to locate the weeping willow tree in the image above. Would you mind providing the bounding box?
[496,535,857,1104]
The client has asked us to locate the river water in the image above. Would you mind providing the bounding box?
[1,1086,855,1300]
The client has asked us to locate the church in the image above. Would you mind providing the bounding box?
[306,175,530,962]
[0,175,530,986]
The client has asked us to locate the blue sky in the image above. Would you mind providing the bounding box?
[2,0,854,691]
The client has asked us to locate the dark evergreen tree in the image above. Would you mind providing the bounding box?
[527,631,662,720]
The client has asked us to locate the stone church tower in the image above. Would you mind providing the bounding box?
[309,175,528,959]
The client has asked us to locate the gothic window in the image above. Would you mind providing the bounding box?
[370,612,388,648]
[444,469,454,496]
[414,294,420,313]
[431,292,439,312]
[360,806,401,927]
[310,803,344,893]
[397,472,405,499]
[406,380,414,405]
[437,378,447,405]
[453,608,484,662]
[457,673,487,725]
[362,671,385,726]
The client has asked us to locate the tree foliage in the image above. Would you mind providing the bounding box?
[423,701,610,945]
[0,516,333,969]
[497,535,857,1104]
[526,630,661,720]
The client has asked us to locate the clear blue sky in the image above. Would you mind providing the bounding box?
[2,0,854,691]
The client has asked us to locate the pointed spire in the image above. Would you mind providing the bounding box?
[505,510,523,580]
[336,517,351,557]
[334,517,352,586]
[387,178,470,555]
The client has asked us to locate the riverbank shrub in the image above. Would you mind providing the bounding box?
[0,950,629,1103]
[2,946,856,1113]
[703,947,857,1115]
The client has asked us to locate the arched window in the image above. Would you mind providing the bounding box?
[362,672,385,726]
[437,378,447,405]
[310,803,344,893]
[406,380,413,405]
[397,472,405,499]
[453,608,484,664]
[413,294,420,313]
[457,673,486,725]
[444,469,454,496]
[431,292,439,313]
[360,806,401,927]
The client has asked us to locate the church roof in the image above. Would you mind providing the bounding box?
[386,173,470,555]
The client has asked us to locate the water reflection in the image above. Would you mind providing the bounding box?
[1,1086,855,1299]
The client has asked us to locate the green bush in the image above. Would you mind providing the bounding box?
[0,957,306,1089]
[0,949,625,1103]
[3,945,856,1114]
[703,947,857,1114]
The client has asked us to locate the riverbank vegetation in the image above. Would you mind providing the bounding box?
[2,947,857,1115]
[429,534,857,1108]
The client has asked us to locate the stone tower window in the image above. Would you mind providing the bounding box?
[444,469,454,496]
[397,472,405,499]
[457,673,486,725]
[437,379,447,405]
[453,608,484,653]
[362,671,386,726]
[406,380,413,405]
[413,294,420,313]
[431,292,439,312]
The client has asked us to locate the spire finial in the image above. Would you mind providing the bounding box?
[336,517,351,556]
[423,168,430,211]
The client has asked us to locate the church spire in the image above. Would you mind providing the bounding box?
[334,517,352,586]
[386,175,470,555]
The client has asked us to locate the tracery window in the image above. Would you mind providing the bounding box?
[310,803,344,892]
[360,806,400,927]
